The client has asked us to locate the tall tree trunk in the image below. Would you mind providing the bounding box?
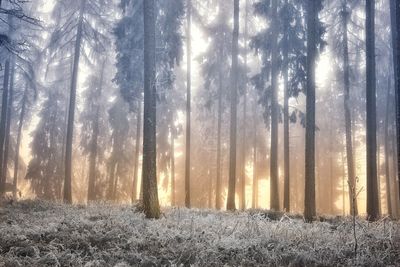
[13,84,28,198]
[385,75,393,216]
[2,56,15,190]
[132,97,142,203]
[283,0,290,212]
[170,127,175,206]
[341,1,358,216]
[64,0,86,204]
[142,0,160,218]
[269,0,280,211]
[185,0,191,208]
[240,0,248,211]
[304,0,318,222]
[365,0,379,221]
[226,0,239,211]
[87,59,106,202]
[215,44,223,210]
[252,103,258,209]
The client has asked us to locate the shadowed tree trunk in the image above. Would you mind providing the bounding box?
[170,126,175,206]
[269,0,279,211]
[385,75,393,216]
[227,0,239,211]
[87,59,106,202]
[185,0,191,208]
[13,84,28,198]
[2,56,15,190]
[215,44,223,210]
[252,103,258,209]
[64,0,86,204]
[132,97,142,203]
[365,0,379,221]
[283,0,290,212]
[341,1,358,216]
[142,0,160,218]
[304,0,318,222]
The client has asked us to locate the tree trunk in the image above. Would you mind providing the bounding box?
[2,56,15,191]
[226,0,239,211]
[365,0,379,221]
[142,0,160,218]
[252,104,258,209]
[240,0,248,211]
[64,0,86,204]
[12,84,28,198]
[385,75,393,216]
[132,97,142,203]
[283,0,290,212]
[185,0,191,208]
[269,0,280,211]
[87,59,106,202]
[216,44,223,210]
[170,127,175,206]
[341,1,358,216]
[304,0,318,222]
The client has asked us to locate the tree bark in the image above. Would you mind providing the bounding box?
[252,104,258,209]
[365,0,379,221]
[64,0,86,204]
[226,0,239,211]
[385,75,393,216]
[132,97,142,203]
[269,0,280,211]
[215,44,223,210]
[283,0,290,212]
[304,0,318,222]
[341,1,358,216]
[170,127,175,206]
[185,0,191,208]
[13,84,28,198]
[142,0,160,218]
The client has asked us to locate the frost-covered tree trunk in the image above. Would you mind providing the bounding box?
[227,0,239,211]
[2,56,15,187]
[170,127,175,206]
[142,0,160,218]
[132,98,142,203]
[365,0,379,221]
[185,0,192,209]
[341,1,358,216]
[304,0,318,222]
[13,84,28,198]
[64,0,86,204]
[283,0,290,213]
[87,60,106,202]
[269,0,279,211]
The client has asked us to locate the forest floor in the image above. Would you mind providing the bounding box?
[0,200,399,267]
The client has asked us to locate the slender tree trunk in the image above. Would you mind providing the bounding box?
[385,75,393,216]
[170,127,175,206]
[252,104,258,209]
[132,97,142,203]
[185,0,192,208]
[107,160,116,200]
[0,23,11,194]
[341,1,358,216]
[269,0,280,211]
[87,59,106,202]
[2,56,15,190]
[365,0,379,221]
[64,0,86,204]
[142,0,160,218]
[283,0,290,212]
[304,0,318,222]
[240,0,248,211]
[216,45,223,210]
[226,0,239,211]
[13,84,28,198]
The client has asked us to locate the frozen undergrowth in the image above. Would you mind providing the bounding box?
[0,200,399,266]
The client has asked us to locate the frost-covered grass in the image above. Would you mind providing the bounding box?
[0,200,399,266]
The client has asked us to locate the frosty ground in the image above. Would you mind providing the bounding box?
[0,200,399,266]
